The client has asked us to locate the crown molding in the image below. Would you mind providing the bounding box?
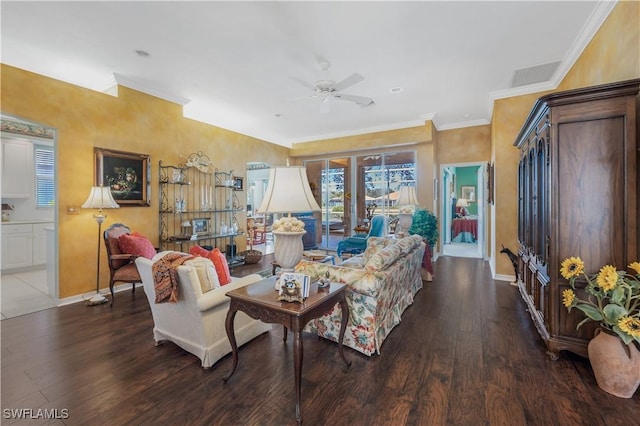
[113,73,191,106]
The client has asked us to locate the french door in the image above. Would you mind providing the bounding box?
[305,151,416,250]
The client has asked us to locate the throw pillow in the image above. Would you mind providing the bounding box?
[210,248,232,285]
[189,245,232,285]
[118,233,156,259]
[365,244,402,271]
[184,257,220,293]
[189,244,210,258]
[363,237,395,263]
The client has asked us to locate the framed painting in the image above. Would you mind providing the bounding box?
[95,148,151,206]
[460,185,476,203]
[233,176,244,191]
[192,218,211,235]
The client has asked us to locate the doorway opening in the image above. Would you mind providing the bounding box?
[440,162,485,259]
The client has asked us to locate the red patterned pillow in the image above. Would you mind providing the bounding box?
[118,233,156,259]
[189,245,232,285]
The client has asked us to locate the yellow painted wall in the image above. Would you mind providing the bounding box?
[435,125,491,165]
[1,65,289,298]
[289,125,429,157]
[492,1,640,276]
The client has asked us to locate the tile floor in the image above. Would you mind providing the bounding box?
[1,267,55,320]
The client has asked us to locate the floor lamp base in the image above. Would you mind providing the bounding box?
[86,292,108,306]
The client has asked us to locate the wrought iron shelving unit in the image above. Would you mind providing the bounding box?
[158,159,244,265]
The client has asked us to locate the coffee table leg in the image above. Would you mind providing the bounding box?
[294,330,303,424]
[338,299,352,367]
[222,308,238,382]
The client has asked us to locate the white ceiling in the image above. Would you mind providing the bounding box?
[1,1,613,147]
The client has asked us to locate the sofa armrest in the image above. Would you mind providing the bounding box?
[195,273,263,312]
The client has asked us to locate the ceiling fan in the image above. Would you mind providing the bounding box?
[295,61,375,113]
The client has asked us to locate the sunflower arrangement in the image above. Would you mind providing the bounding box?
[561,257,640,346]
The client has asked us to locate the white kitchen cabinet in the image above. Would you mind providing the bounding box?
[1,138,34,198]
[1,224,33,269]
[32,223,51,265]
[1,222,53,270]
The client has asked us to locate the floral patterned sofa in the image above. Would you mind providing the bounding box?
[295,235,425,356]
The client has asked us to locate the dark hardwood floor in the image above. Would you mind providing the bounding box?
[2,255,638,425]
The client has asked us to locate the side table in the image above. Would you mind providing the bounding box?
[223,276,351,424]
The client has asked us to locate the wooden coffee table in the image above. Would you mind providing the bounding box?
[223,276,351,424]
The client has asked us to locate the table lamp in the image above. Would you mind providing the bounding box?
[82,186,120,305]
[256,166,321,289]
[396,185,419,236]
[456,198,469,216]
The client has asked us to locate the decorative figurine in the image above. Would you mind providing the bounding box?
[318,271,331,289]
[278,276,304,303]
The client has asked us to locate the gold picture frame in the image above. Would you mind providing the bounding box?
[460,185,476,203]
[95,148,151,206]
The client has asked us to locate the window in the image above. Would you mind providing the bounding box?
[35,145,54,207]
[304,151,416,249]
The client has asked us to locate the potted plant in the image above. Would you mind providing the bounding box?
[408,209,439,281]
[560,257,640,398]
[408,208,439,247]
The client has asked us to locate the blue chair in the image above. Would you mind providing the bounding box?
[336,215,387,257]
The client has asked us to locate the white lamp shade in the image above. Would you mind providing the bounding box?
[256,166,321,214]
[456,198,469,208]
[396,185,419,207]
[82,186,120,209]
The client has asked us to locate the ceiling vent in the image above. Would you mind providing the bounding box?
[511,61,561,88]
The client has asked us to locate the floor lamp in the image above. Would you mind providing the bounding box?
[82,186,120,306]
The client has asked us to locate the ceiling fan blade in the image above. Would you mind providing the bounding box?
[333,73,364,92]
[334,93,375,106]
[289,76,315,90]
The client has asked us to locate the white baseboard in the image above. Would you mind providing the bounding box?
[57,282,143,307]
[494,273,516,283]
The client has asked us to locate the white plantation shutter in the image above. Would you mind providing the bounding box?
[35,145,55,207]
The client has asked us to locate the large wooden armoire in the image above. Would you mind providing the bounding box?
[514,79,639,359]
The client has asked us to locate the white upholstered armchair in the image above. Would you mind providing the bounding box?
[136,252,272,368]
